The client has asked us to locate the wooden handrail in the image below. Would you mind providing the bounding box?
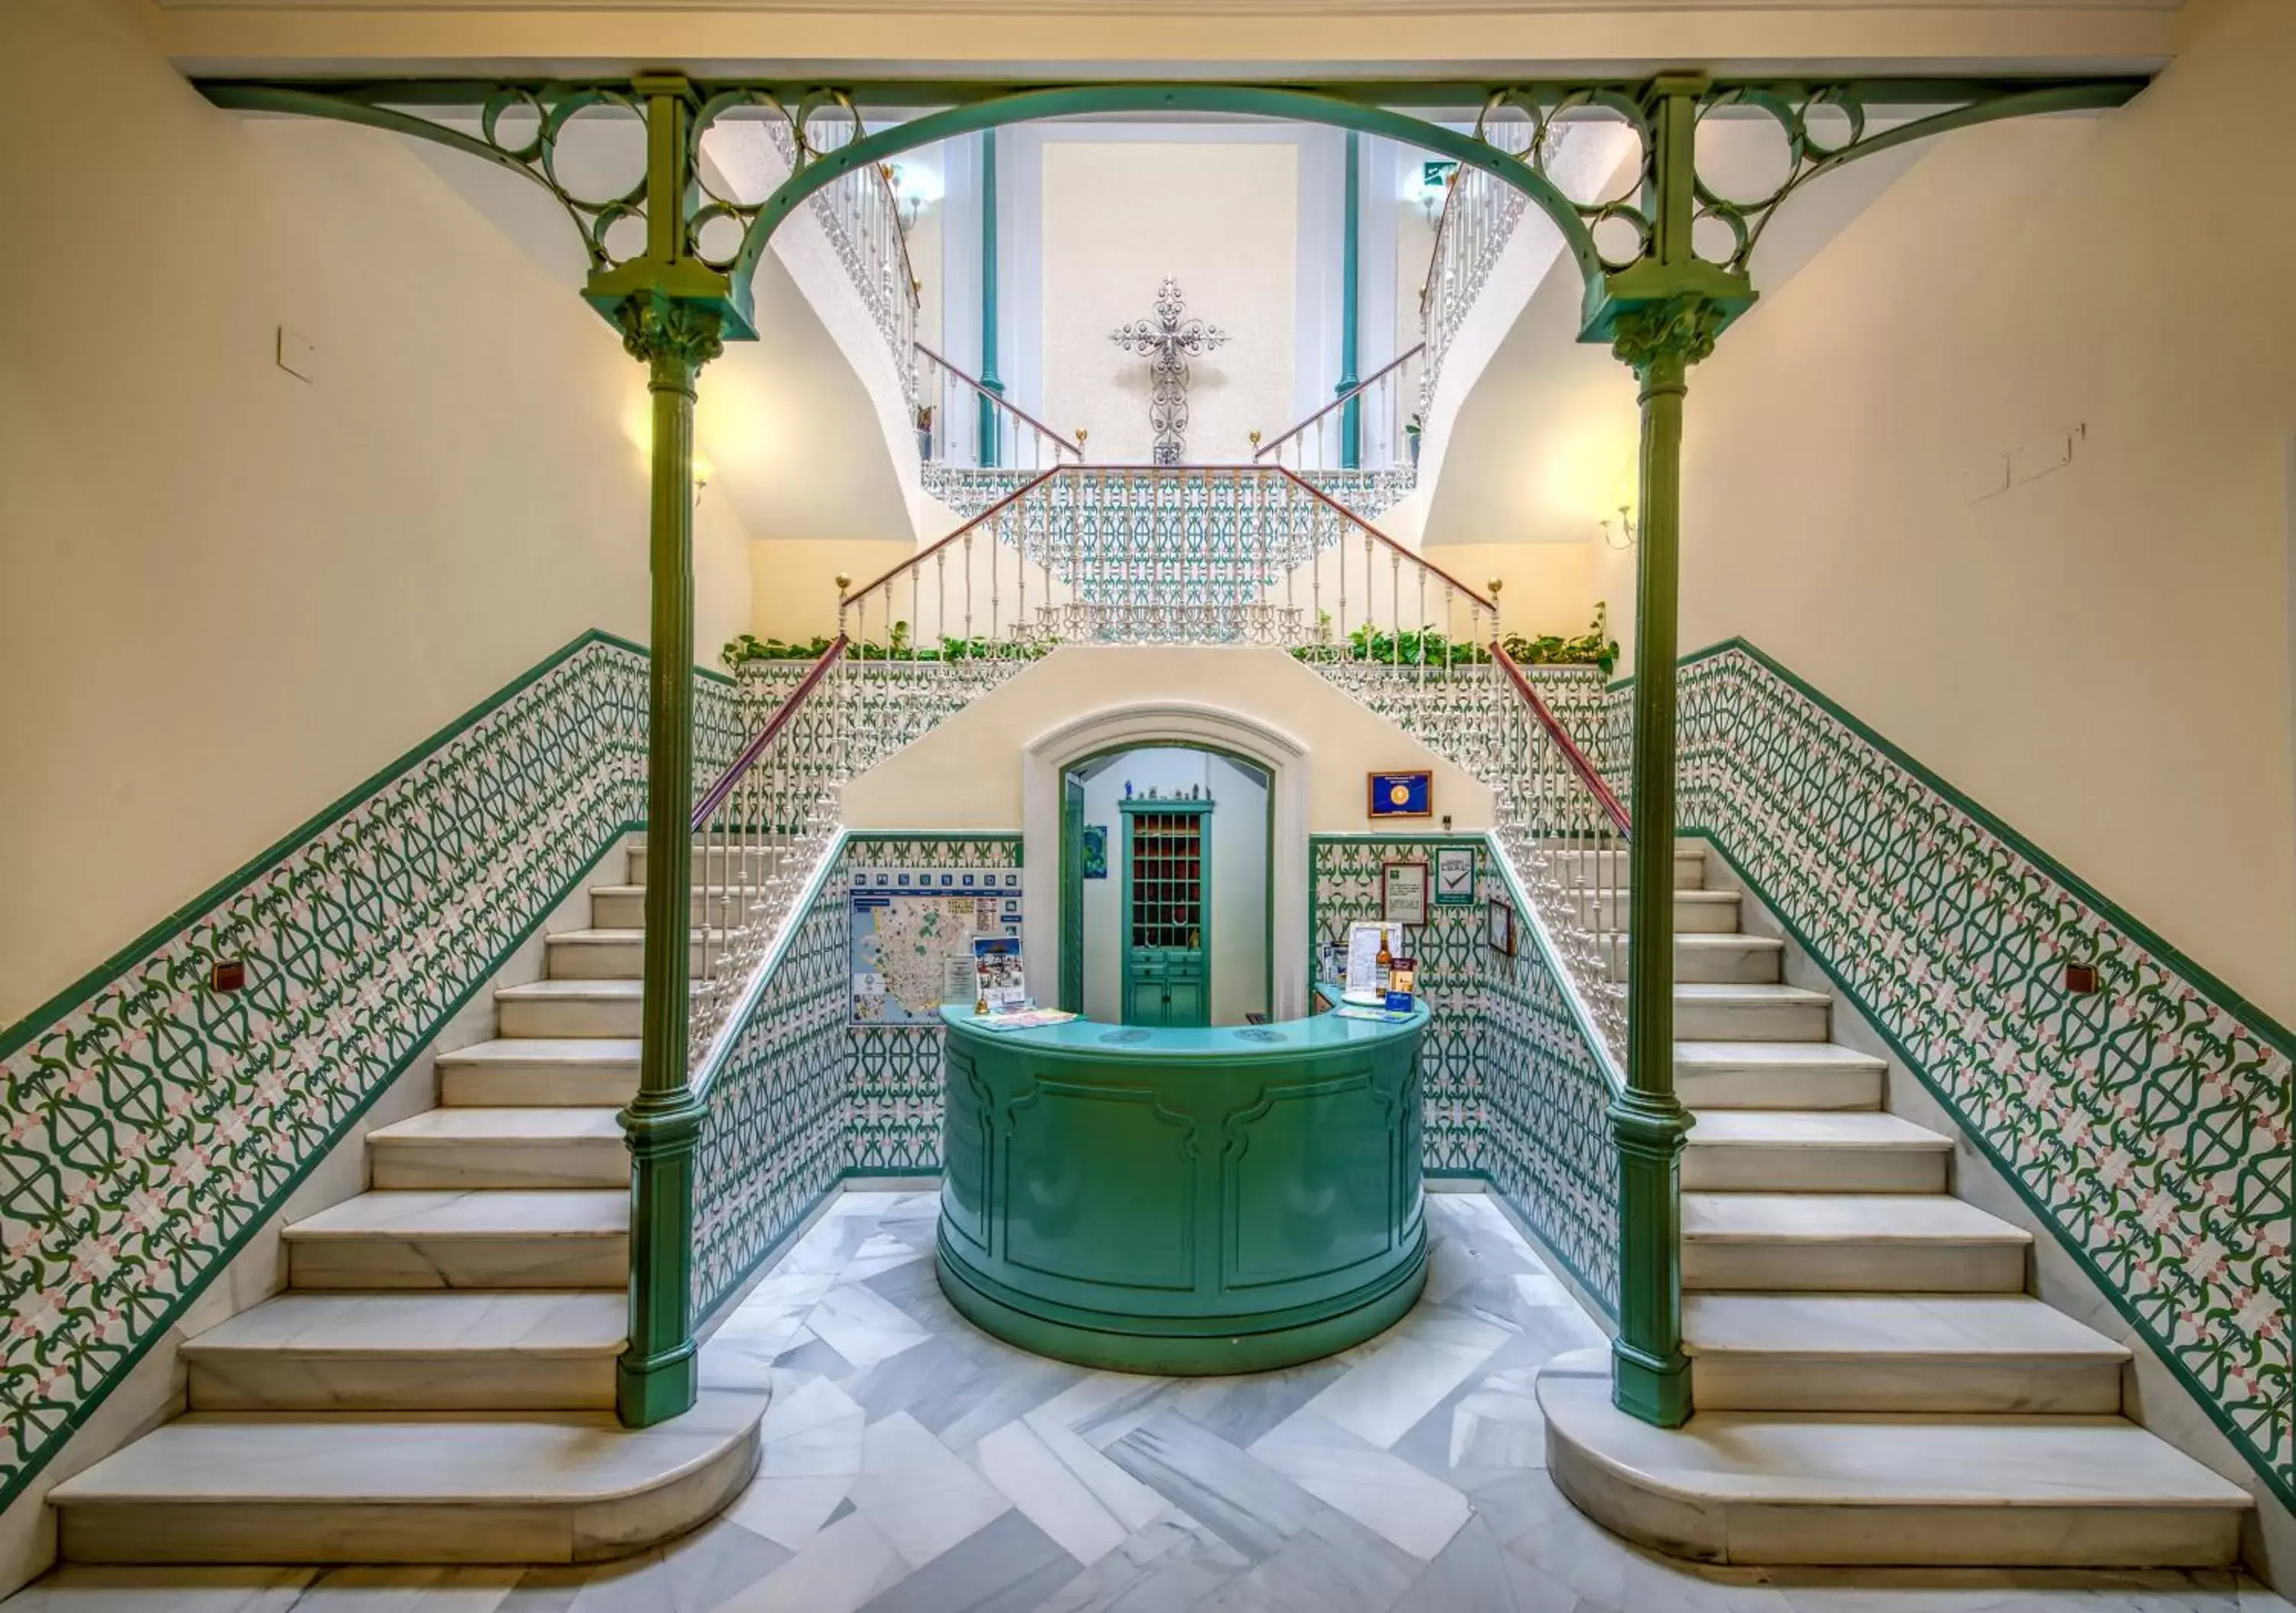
[691,636,848,829]
[915,343,1083,458]
[1490,640,1629,837]
[841,466,1065,605]
[1267,467,1495,611]
[1254,343,1425,461]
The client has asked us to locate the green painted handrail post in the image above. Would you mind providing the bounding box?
[601,73,729,1429]
[1338,131,1362,470]
[977,129,1005,468]
[1583,75,1745,1431]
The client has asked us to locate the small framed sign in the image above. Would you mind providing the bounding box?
[1433,845,1477,905]
[1487,896,1517,957]
[1367,770,1433,820]
[1383,860,1430,927]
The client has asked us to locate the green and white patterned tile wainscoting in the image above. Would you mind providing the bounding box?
[690,834,1024,1323]
[1309,835,1622,1320]
[0,633,748,1551]
[1667,640,2293,1530]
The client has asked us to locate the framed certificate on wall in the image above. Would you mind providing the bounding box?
[1383,861,1430,927]
[1367,770,1433,820]
[1434,845,1477,905]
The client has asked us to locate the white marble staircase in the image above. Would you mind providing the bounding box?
[47,842,762,1566]
[1538,843,2254,1568]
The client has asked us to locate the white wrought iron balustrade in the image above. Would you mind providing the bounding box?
[838,464,1502,657]
[765,115,918,403]
[1253,344,1425,519]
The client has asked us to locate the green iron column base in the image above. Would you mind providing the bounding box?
[617,1092,706,1426]
[1609,1087,1694,1427]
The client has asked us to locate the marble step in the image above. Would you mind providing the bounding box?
[437,1039,639,1107]
[589,882,766,928]
[1577,887,1744,934]
[1675,984,1831,1042]
[1682,1111,1952,1193]
[183,1292,626,1411]
[496,979,653,1038]
[626,842,780,886]
[1683,1192,2030,1293]
[1537,1349,2246,1567]
[1553,846,1706,891]
[1675,1041,1885,1110]
[1683,1294,2130,1413]
[368,1109,628,1190]
[282,1190,628,1290]
[1606,934,1785,986]
[47,1391,764,1565]
[544,927,727,980]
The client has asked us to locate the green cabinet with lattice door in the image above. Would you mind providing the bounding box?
[1120,797,1211,1027]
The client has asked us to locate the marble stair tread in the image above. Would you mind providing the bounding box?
[1684,1192,2028,1245]
[494,979,676,1037]
[370,1109,626,1142]
[1536,1349,2247,1567]
[1674,1041,1886,1110]
[47,1390,765,1565]
[367,1109,628,1189]
[286,1189,627,1240]
[183,1291,626,1358]
[1684,1111,1951,1151]
[1683,1111,1949,1191]
[438,1038,641,1070]
[1682,1293,2131,1364]
[543,927,726,978]
[436,1040,641,1107]
[1675,984,1832,1041]
[1684,1192,2030,1293]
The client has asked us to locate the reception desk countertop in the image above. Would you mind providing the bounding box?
[937,1002,1427,1057]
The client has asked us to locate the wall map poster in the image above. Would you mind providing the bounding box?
[850,865,1025,1025]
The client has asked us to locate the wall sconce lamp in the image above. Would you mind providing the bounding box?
[691,452,715,510]
[1408,160,1456,223]
[887,161,944,231]
[1600,503,1637,550]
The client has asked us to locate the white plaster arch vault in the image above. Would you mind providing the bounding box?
[1022,700,1310,1020]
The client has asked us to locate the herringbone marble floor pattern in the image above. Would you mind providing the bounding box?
[9,1192,2288,1613]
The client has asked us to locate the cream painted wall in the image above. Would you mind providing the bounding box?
[0,0,750,1025]
[1040,142,1296,464]
[748,539,918,648]
[843,647,1492,834]
[1673,0,2296,1025]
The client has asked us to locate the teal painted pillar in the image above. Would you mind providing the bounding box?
[596,74,729,1430]
[977,129,1005,468]
[1337,132,1362,471]
[1587,76,1740,1432]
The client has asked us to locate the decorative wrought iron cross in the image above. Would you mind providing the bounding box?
[1110,277,1228,464]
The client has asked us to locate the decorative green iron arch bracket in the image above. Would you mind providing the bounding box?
[196,73,2145,346]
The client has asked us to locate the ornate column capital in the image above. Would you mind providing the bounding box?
[1607,295,1727,383]
[615,292,726,391]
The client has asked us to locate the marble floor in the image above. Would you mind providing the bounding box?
[8,1191,2288,1613]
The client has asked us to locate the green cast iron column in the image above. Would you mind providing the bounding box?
[605,74,729,1429]
[1338,130,1362,470]
[1588,75,1739,1431]
[977,128,1005,468]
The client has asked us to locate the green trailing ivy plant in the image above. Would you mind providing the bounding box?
[1287,604,1619,675]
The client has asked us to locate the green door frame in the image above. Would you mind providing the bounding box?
[1060,772,1086,1013]
[195,67,2148,1432]
[1119,796,1215,1028]
[1059,743,1275,1025]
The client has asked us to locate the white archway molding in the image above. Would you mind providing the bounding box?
[1021,701,1310,1022]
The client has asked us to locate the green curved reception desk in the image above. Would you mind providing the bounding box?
[936,1005,1430,1373]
